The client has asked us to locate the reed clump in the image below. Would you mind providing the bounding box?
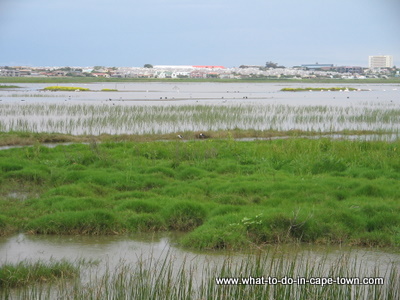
[0,260,78,288]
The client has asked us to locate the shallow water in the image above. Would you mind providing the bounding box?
[0,82,399,106]
[1,233,398,278]
[1,82,400,135]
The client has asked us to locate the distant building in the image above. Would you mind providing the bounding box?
[335,66,364,74]
[192,65,226,69]
[154,65,193,69]
[0,69,20,77]
[368,55,393,69]
[301,63,334,70]
[92,72,110,78]
[153,65,226,70]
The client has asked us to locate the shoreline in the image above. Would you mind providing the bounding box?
[0,129,398,147]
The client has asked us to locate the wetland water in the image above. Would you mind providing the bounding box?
[1,82,399,297]
[0,233,399,283]
[0,82,400,135]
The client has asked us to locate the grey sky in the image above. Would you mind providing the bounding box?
[1,0,399,67]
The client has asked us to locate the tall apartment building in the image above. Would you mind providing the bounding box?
[368,55,393,69]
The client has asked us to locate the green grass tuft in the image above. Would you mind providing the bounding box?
[126,213,166,232]
[26,209,118,234]
[163,201,207,231]
[0,260,78,288]
[116,200,161,213]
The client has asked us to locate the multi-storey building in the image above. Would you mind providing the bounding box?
[368,55,393,69]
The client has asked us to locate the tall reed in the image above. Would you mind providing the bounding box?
[1,102,400,135]
[0,251,398,300]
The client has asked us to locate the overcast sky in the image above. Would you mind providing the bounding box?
[1,0,399,68]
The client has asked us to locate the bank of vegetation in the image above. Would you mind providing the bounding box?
[0,138,399,249]
[43,86,90,92]
[0,129,385,147]
[0,84,20,89]
[281,87,359,92]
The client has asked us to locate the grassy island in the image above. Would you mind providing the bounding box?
[43,86,90,92]
[281,87,359,92]
[0,85,20,89]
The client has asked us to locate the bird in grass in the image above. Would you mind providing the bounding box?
[177,134,183,139]
[198,133,208,139]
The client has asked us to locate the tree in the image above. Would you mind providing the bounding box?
[144,64,153,68]
[265,61,278,68]
[265,61,285,69]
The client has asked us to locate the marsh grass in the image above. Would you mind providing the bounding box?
[0,129,395,148]
[26,210,119,235]
[0,85,20,89]
[1,101,400,134]
[0,139,399,248]
[0,252,398,299]
[0,214,13,236]
[163,201,207,231]
[0,260,78,288]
